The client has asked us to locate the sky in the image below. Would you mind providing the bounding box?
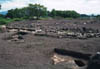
[0,0,100,14]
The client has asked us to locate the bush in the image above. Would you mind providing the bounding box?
[0,18,14,25]
[0,19,8,25]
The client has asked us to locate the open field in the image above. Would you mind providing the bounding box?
[0,19,100,69]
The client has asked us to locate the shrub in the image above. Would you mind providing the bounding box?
[0,19,8,25]
[0,18,14,25]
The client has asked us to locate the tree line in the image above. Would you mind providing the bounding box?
[0,4,100,19]
[5,4,80,19]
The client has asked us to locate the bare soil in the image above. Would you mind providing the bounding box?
[0,19,100,69]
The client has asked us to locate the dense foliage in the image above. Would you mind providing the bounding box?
[50,9,80,18]
[5,4,80,19]
[96,15,100,19]
[6,4,47,19]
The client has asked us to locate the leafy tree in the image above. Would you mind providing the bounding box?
[50,9,56,17]
[80,14,89,17]
[6,9,14,18]
[50,10,80,18]
[6,4,47,19]
[6,4,80,19]
[28,4,47,19]
[96,15,100,19]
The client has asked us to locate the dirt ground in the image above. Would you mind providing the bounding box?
[0,19,100,69]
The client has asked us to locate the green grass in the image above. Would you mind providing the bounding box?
[0,18,13,25]
[0,17,25,25]
[13,18,25,21]
[40,17,53,20]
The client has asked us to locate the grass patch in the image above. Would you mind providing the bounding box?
[0,18,14,25]
[0,17,25,25]
[13,18,25,21]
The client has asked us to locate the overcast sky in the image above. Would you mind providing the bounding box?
[0,0,100,14]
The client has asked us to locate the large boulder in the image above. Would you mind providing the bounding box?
[0,25,7,32]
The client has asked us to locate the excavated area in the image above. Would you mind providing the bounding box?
[0,19,100,69]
